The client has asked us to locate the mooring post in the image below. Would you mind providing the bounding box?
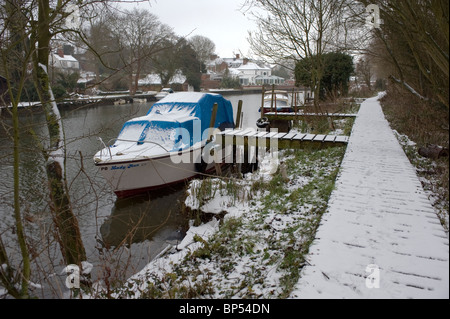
[260,87,265,118]
[207,103,221,175]
[270,84,275,112]
[207,103,218,143]
[235,100,243,129]
[274,92,278,115]
[291,88,295,109]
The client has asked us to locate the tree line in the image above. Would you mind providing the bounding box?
[245,0,448,109]
[81,7,215,93]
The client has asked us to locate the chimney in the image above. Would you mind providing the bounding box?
[236,53,240,59]
[243,58,249,65]
[57,47,64,58]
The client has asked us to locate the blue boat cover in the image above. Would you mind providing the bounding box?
[115,92,234,152]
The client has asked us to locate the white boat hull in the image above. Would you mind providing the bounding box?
[95,147,221,197]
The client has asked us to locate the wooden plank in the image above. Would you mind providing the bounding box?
[265,112,357,121]
[274,132,289,139]
[246,130,264,144]
[302,113,356,117]
[335,136,349,143]
[324,135,337,143]
[302,134,316,141]
[292,133,306,140]
[265,131,279,138]
[223,129,242,136]
[235,128,255,136]
[243,130,260,138]
[255,131,270,138]
[282,132,297,140]
[313,134,327,142]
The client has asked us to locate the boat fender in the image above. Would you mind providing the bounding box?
[256,117,270,129]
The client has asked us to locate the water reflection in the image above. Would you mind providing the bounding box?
[100,183,188,249]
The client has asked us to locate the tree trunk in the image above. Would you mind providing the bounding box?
[33,0,86,267]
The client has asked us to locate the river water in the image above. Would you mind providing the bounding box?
[0,92,261,296]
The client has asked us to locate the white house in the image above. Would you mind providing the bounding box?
[50,48,80,73]
[236,62,284,86]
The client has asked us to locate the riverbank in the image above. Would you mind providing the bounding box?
[0,88,264,116]
[84,102,356,298]
[0,92,158,116]
[86,93,448,299]
[103,145,346,299]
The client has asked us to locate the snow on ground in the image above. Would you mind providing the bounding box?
[290,93,449,299]
[100,93,448,299]
[392,130,449,232]
[106,145,344,298]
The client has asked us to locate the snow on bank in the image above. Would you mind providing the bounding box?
[105,142,345,299]
[109,152,281,298]
[392,130,449,232]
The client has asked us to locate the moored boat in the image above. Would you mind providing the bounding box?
[155,88,174,100]
[259,90,293,113]
[94,92,234,197]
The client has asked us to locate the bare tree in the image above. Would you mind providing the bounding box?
[244,0,363,109]
[108,8,175,94]
[359,0,449,107]
[355,56,373,91]
[189,35,216,67]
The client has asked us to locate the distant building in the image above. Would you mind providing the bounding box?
[222,54,246,69]
[236,62,284,86]
[138,71,188,91]
[50,47,80,74]
[204,54,285,88]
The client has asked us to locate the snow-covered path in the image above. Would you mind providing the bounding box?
[290,94,449,299]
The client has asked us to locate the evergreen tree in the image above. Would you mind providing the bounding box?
[295,52,354,100]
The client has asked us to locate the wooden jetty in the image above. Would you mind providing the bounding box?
[263,112,357,121]
[216,128,349,150]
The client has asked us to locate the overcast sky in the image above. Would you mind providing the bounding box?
[131,0,257,58]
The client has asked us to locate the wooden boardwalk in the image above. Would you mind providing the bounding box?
[290,94,449,299]
[216,128,349,150]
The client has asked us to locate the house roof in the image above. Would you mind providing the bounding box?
[206,58,225,66]
[52,53,78,62]
[228,68,242,76]
[237,62,271,71]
